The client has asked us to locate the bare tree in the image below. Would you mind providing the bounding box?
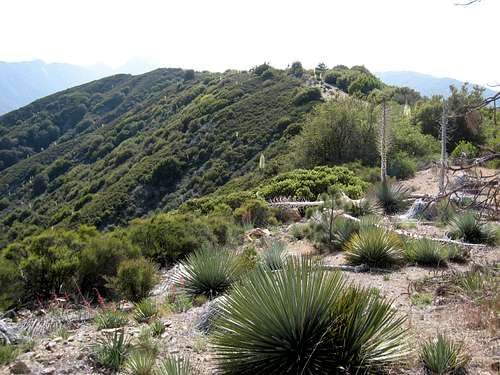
[438,102,449,195]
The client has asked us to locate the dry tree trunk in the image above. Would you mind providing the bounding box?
[378,100,391,184]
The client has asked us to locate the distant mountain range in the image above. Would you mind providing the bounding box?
[0,59,158,114]
[376,71,498,99]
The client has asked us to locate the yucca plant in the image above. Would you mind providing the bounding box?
[261,240,287,270]
[312,214,360,252]
[373,181,410,215]
[445,245,469,264]
[449,212,497,244]
[345,227,404,268]
[344,197,382,218]
[211,258,408,374]
[178,246,241,299]
[92,329,131,371]
[420,334,469,374]
[458,270,487,297]
[148,319,165,337]
[124,351,157,375]
[135,328,159,356]
[133,298,159,323]
[94,309,129,330]
[156,356,197,375]
[405,239,448,267]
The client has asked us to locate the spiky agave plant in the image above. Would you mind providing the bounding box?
[133,298,159,323]
[94,309,129,330]
[261,240,287,270]
[405,239,448,267]
[211,258,408,374]
[373,181,410,215]
[92,329,131,371]
[420,334,469,374]
[177,246,241,299]
[449,211,497,244]
[156,356,197,375]
[345,227,404,268]
[124,350,157,375]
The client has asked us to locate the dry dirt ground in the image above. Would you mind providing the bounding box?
[2,169,499,375]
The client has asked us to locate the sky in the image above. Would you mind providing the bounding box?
[1,0,498,86]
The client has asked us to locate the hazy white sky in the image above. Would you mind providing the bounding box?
[1,0,498,85]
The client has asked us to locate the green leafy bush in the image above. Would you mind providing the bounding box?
[345,227,404,268]
[420,334,469,374]
[233,199,272,227]
[128,213,216,266]
[260,166,367,201]
[79,234,140,295]
[405,239,448,267]
[94,309,129,330]
[0,256,24,310]
[373,181,410,215]
[178,247,241,299]
[388,151,416,180]
[19,229,84,298]
[110,258,158,302]
[293,87,322,105]
[450,140,478,161]
[449,212,497,244]
[211,258,407,374]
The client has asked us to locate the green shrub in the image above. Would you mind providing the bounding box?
[388,152,416,180]
[133,299,159,323]
[373,181,410,215]
[94,309,129,330]
[110,258,158,302]
[92,329,131,371]
[156,356,197,375]
[293,87,322,105]
[211,258,407,374]
[234,199,272,227]
[19,229,84,298]
[260,166,367,201]
[0,256,24,310]
[449,212,497,244]
[420,334,469,374]
[345,227,404,268]
[450,140,478,161]
[261,240,287,271]
[405,239,448,267]
[79,235,140,295]
[411,292,433,307]
[178,247,241,299]
[129,213,216,266]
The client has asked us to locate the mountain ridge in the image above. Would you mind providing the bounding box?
[376,70,498,98]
